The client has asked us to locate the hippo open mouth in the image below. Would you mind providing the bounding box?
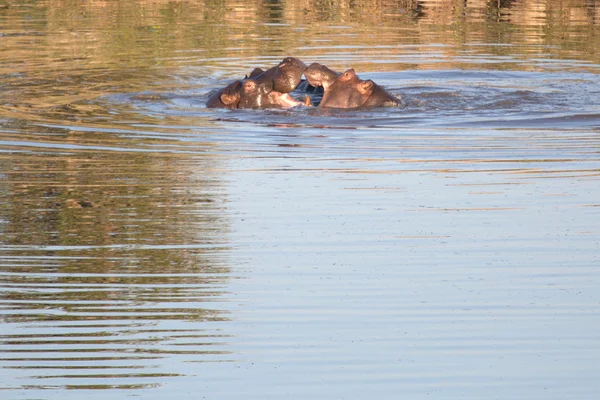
[272,57,308,93]
[207,58,401,110]
[304,63,402,109]
[207,57,308,109]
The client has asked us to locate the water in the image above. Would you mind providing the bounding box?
[1,0,600,399]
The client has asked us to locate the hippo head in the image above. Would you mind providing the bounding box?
[317,68,374,109]
[304,62,339,90]
[238,78,271,108]
[237,57,305,107]
[207,58,310,109]
[273,57,307,93]
[305,65,401,109]
[220,80,243,107]
[206,79,243,109]
[238,77,304,109]
[338,69,402,108]
[362,80,403,108]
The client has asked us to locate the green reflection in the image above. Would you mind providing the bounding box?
[1,0,600,393]
[0,0,598,89]
[0,122,233,386]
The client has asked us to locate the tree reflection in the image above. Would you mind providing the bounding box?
[0,119,232,327]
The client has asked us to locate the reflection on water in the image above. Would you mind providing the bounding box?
[0,126,234,390]
[1,0,600,399]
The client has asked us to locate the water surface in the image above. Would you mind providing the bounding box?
[1,1,600,399]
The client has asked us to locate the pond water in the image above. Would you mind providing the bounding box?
[1,0,600,399]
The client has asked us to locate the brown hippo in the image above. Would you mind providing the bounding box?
[362,78,403,108]
[273,57,308,93]
[304,63,402,108]
[206,80,244,109]
[238,57,308,108]
[207,57,308,109]
[303,63,339,92]
[238,78,307,108]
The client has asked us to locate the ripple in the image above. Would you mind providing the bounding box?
[2,1,600,397]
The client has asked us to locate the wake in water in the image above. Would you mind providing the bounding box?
[114,69,600,131]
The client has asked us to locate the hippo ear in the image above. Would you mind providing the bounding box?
[359,80,374,94]
[220,93,238,106]
[220,81,242,106]
[248,68,264,79]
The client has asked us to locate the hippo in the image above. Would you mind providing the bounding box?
[304,63,402,108]
[206,80,243,109]
[303,63,339,92]
[238,57,308,108]
[272,57,308,93]
[362,78,403,107]
[238,78,307,108]
[207,57,308,109]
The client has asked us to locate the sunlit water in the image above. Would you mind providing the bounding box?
[1,1,600,399]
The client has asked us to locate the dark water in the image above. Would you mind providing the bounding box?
[1,1,600,399]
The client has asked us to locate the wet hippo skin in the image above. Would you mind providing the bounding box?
[304,63,339,91]
[207,57,307,109]
[362,80,403,107]
[304,63,402,108]
[205,80,243,109]
[272,57,308,93]
[238,79,305,108]
[321,68,372,109]
[238,57,307,108]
